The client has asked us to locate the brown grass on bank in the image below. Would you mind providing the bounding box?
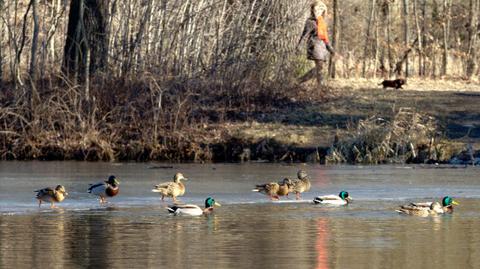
[1,74,479,163]
[326,107,439,164]
[0,72,300,161]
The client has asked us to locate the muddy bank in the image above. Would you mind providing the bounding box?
[1,78,479,164]
[2,131,478,165]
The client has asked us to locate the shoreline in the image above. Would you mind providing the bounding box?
[1,78,479,164]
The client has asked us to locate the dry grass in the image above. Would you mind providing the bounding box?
[325,108,438,164]
[330,78,480,92]
[1,76,479,162]
[220,77,480,163]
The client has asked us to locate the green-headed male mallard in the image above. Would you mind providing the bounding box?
[396,202,444,217]
[35,185,68,208]
[88,175,120,204]
[167,197,221,216]
[402,196,460,213]
[252,178,293,200]
[313,191,352,205]
[440,196,460,213]
[152,173,187,202]
[290,170,311,200]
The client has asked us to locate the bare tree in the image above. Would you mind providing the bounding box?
[413,0,423,76]
[29,0,39,80]
[63,0,108,79]
[420,0,427,76]
[329,0,339,78]
[362,0,377,77]
[0,0,479,86]
[466,0,479,78]
[0,0,3,81]
[379,0,393,77]
[403,0,410,77]
[441,0,452,76]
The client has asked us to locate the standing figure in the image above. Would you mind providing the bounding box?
[297,1,336,87]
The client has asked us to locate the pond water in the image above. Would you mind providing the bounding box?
[1,162,479,268]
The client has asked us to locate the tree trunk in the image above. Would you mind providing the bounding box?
[413,0,423,76]
[329,0,339,78]
[362,0,376,78]
[420,0,427,76]
[0,0,3,82]
[15,0,33,86]
[373,6,380,78]
[125,0,152,74]
[466,0,479,78]
[441,0,452,76]
[379,1,392,77]
[386,1,392,77]
[63,0,108,78]
[29,0,39,80]
[402,0,410,77]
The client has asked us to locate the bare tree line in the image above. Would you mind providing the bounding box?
[0,0,305,90]
[0,0,479,89]
[360,0,480,79]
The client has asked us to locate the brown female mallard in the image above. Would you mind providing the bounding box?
[252,178,293,200]
[277,178,293,198]
[290,170,311,200]
[252,181,280,200]
[152,173,188,202]
[35,185,68,208]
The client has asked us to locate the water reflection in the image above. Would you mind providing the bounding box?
[309,212,480,269]
[315,219,329,269]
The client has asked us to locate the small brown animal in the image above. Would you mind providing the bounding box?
[379,79,406,89]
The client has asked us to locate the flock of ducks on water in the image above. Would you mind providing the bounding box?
[34,170,459,217]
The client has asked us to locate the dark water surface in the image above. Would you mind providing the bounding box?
[1,162,479,268]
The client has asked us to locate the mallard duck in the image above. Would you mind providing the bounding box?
[252,178,292,200]
[400,196,459,214]
[396,201,444,217]
[35,185,68,208]
[167,197,221,216]
[440,196,459,213]
[152,173,187,202]
[290,170,311,200]
[88,175,120,204]
[277,178,293,198]
[313,191,352,205]
[252,181,280,200]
